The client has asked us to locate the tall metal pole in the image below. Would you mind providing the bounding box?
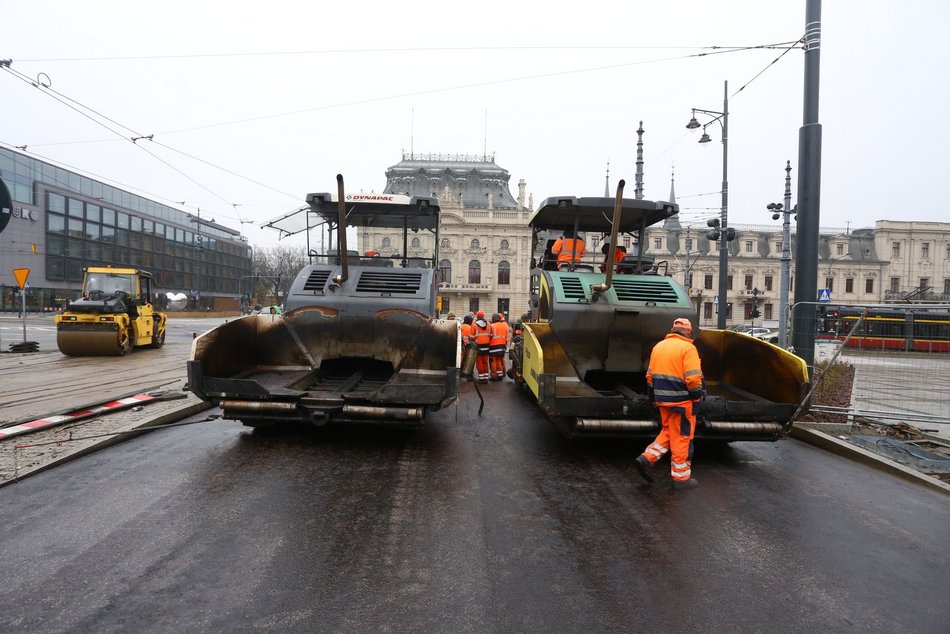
[792,0,822,372]
[716,80,729,329]
[196,209,202,310]
[684,226,691,291]
[779,161,793,348]
[635,122,645,199]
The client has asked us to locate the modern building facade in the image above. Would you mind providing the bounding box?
[359,153,534,321]
[0,147,252,311]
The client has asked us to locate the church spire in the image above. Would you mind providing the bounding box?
[604,159,610,197]
[669,162,676,203]
[662,164,682,229]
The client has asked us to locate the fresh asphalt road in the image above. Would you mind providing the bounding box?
[0,382,947,633]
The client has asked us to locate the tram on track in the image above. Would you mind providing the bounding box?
[818,304,950,353]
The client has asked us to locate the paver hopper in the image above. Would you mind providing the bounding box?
[515,187,809,439]
[188,177,460,428]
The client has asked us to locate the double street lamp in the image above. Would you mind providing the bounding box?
[687,80,731,328]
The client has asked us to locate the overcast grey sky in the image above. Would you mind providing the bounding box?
[3,0,947,250]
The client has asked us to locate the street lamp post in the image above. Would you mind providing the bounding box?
[687,80,731,328]
[192,210,203,310]
[768,160,794,348]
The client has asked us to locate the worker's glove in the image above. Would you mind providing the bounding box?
[688,388,705,402]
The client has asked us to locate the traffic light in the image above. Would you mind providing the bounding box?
[31,243,37,254]
[752,309,761,318]
[705,218,720,241]
[724,227,736,241]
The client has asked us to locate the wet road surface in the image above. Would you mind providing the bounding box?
[0,381,948,633]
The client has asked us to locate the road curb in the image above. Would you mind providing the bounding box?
[790,425,950,495]
[0,399,213,488]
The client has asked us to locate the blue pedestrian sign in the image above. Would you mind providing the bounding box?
[818,288,831,303]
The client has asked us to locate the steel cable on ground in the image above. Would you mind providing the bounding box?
[11,414,222,450]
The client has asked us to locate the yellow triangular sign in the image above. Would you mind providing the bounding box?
[12,267,30,289]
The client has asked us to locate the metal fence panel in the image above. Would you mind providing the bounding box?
[791,302,950,432]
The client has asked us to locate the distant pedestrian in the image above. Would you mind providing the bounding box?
[635,317,705,489]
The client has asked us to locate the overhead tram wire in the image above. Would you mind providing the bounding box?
[0,63,238,208]
[0,139,245,226]
[3,39,802,220]
[0,65,295,223]
[729,37,805,99]
[645,35,805,180]
[8,40,803,142]
[125,42,807,137]
[16,42,806,63]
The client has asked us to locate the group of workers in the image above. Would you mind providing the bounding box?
[448,310,513,383]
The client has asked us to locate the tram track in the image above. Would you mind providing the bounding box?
[0,343,193,424]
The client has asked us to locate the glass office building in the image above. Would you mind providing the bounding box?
[0,147,252,311]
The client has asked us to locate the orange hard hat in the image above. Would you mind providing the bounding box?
[476,310,485,318]
[672,317,693,334]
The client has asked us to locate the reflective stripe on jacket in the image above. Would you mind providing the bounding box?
[473,319,493,353]
[646,332,703,405]
[489,321,510,355]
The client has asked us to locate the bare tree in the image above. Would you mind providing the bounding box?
[249,245,308,306]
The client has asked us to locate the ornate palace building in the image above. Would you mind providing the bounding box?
[358,153,534,320]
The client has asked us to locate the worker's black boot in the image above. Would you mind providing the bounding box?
[672,478,698,490]
[634,455,654,483]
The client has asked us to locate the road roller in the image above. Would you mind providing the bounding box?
[187,175,460,429]
[55,267,167,356]
[513,185,809,440]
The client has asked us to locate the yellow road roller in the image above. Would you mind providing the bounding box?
[55,267,167,356]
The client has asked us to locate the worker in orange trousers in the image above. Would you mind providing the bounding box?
[635,317,705,489]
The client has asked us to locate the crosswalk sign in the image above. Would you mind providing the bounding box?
[818,288,831,303]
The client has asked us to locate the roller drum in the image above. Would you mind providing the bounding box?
[56,325,129,356]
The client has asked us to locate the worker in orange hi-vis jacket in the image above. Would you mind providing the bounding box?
[489,313,510,381]
[472,310,494,384]
[551,229,586,270]
[599,241,627,273]
[460,313,474,346]
[634,317,705,490]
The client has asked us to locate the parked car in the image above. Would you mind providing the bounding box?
[753,330,779,344]
[729,325,773,338]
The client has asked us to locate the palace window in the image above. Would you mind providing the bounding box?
[438,259,452,284]
[468,260,481,284]
[497,261,510,285]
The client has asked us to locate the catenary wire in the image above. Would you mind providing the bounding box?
[15,42,804,63]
